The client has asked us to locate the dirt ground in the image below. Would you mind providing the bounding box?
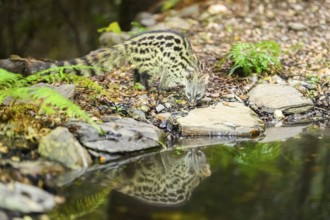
[86,0,329,127]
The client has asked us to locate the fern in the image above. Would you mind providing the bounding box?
[0,68,103,133]
[0,68,23,88]
[228,41,281,76]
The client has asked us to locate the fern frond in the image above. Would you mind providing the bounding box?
[23,65,103,84]
[1,87,103,133]
[23,66,110,98]
[0,68,23,89]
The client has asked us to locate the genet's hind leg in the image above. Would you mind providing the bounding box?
[133,69,141,83]
[140,72,151,90]
[134,69,151,90]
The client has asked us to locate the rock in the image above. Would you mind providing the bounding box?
[1,160,65,176]
[98,32,130,47]
[38,127,92,170]
[175,136,250,148]
[139,105,150,113]
[67,117,163,154]
[0,211,8,220]
[2,83,76,105]
[164,102,172,109]
[32,83,76,99]
[151,17,193,30]
[288,22,307,31]
[155,104,165,112]
[0,182,57,213]
[260,125,308,143]
[180,4,200,17]
[208,4,228,14]
[135,12,157,27]
[156,112,172,128]
[127,108,146,120]
[274,109,285,120]
[177,102,264,137]
[248,84,313,114]
[210,92,220,98]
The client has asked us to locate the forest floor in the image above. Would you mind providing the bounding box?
[80,0,330,127]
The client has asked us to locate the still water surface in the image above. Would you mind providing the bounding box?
[50,127,330,220]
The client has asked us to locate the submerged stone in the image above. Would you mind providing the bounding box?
[177,102,264,137]
[248,84,314,114]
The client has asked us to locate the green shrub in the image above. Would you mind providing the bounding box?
[228,41,282,76]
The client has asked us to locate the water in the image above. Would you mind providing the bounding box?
[49,127,330,220]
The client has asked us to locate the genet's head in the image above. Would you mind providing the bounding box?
[184,65,208,105]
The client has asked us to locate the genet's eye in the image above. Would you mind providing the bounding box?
[186,92,191,98]
[196,93,202,100]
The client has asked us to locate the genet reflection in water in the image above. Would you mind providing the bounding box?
[114,148,211,206]
[50,127,330,220]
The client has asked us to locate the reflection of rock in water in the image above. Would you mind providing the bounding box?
[114,148,211,206]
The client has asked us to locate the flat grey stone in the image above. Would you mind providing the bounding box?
[31,83,76,99]
[248,84,313,114]
[260,125,308,143]
[67,117,163,154]
[38,127,92,170]
[177,102,264,137]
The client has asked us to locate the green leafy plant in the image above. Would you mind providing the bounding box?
[161,0,179,11]
[133,82,145,91]
[97,21,122,33]
[306,74,320,85]
[130,21,148,33]
[228,41,282,76]
[0,68,103,133]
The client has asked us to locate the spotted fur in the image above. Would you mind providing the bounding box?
[115,149,211,206]
[32,30,208,104]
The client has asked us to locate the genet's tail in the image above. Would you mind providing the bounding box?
[30,44,126,76]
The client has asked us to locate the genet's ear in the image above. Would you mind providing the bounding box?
[199,73,209,85]
[183,70,194,80]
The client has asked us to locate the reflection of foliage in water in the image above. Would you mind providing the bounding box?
[48,183,112,220]
[233,141,282,177]
[188,130,330,220]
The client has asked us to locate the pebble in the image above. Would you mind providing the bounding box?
[155,104,165,112]
[274,110,285,120]
[164,102,172,109]
[180,4,200,17]
[319,95,326,101]
[139,105,150,113]
[208,4,228,14]
[210,92,220,98]
[136,12,157,27]
[288,22,307,31]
